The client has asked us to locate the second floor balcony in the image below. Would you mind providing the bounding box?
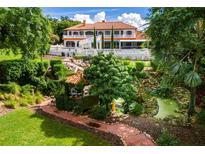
[63,34,136,39]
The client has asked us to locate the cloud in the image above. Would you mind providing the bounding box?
[94,11,106,22]
[73,14,94,23]
[117,13,148,31]
[72,11,106,23]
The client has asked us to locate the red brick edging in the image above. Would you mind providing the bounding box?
[37,106,155,146]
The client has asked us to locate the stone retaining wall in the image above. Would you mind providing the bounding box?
[36,108,125,146]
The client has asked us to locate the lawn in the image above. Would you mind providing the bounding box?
[0,108,111,146]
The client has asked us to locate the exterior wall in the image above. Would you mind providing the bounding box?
[62,29,144,49]
[63,29,136,39]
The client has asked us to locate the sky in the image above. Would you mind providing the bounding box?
[43,7,150,30]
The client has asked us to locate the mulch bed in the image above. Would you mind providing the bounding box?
[120,115,205,146]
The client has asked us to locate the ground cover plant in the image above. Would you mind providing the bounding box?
[0,108,110,145]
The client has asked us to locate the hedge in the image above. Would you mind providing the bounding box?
[0,59,48,85]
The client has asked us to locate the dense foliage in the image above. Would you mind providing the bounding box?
[129,103,144,116]
[91,105,109,120]
[0,8,51,59]
[0,82,44,108]
[84,53,137,111]
[147,8,205,115]
[48,16,80,44]
[0,59,48,84]
[156,129,180,146]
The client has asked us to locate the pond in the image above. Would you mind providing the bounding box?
[154,98,181,119]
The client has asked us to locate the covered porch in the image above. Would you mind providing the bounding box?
[104,40,145,49]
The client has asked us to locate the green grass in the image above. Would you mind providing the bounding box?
[0,108,111,146]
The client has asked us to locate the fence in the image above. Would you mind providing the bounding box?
[49,46,152,60]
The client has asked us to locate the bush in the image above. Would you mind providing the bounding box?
[135,61,144,71]
[22,94,35,105]
[0,93,5,100]
[83,95,99,110]
[0,59,48,85]
[31,76,47,93]
[123,60,130,66]
[65,99,76,111]
[73,96,99,114]
[129,103,144,116]
[19,98,29,107]
[91,105,108,120]
[150,86,172,98]
[21,84,34,94]
[53,63,68,80]
[4,100,16,108]
[55,95,65,110]
[156,129,180,146]
[0,82,21,95]
[50,60,62,71]
[35,91,44,104]
[36,61,49,76]
[56,96,80,112]
[0,60,22,83]
[136,71,148,79]
[197,111,205,124]
[47,79,65,96]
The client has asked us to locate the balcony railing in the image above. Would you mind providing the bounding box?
[63,34,135,39]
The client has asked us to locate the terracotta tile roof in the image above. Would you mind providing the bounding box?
[65,21,137,30]
[66,71,84,84]
[135,31,146,40]
[63,38,85,40]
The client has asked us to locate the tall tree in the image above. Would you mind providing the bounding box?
[147,8,205,117]
[101,32,104,49]
[84,52,137,111]
[111,26,114,49]
[93,27,97,49]
[0,8,52,59]
[48,16,80,44]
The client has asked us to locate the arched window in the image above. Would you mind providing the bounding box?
[85,31,94,35]
[98,31,103,35]
[73,31,78,35]
[66,41,75,47]
[126,31,132,35]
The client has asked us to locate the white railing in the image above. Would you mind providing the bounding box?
[63,34,135,39]
[49,46,151,60]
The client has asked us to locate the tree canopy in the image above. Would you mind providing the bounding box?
[146,8,205,115]
[84,52,137,111]
[0,8,52,59]
[48,16,80,44]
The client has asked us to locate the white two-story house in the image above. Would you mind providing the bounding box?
[63,20,147,50]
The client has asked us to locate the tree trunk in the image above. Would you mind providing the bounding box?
[188,88,196,116]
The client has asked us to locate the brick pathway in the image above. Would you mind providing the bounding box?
[39,106,155,146]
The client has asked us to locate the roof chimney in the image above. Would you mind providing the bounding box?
[83,20,86,25]
[102,20,105,23]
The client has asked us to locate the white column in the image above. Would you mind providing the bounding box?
[119,41,121,49]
